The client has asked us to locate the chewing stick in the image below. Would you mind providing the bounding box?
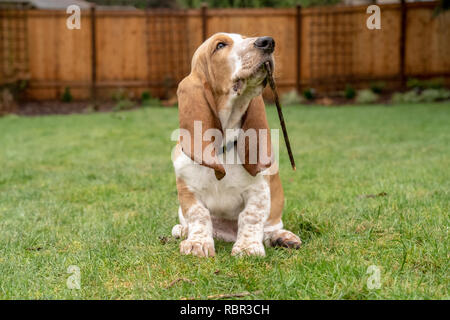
[265,61,296,171]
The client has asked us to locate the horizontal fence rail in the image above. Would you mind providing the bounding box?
[0,2,449,101]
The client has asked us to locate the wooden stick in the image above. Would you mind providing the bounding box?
[166,278,194,288]
[265,61,296,171]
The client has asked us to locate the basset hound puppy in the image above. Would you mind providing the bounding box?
[171,33,301,257]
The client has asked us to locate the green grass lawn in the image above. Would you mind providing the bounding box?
[0,103,448,299]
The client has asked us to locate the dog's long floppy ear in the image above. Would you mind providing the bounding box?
[177,75,226,179]
[239,95,273,176]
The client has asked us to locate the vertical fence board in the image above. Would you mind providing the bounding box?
[27,12,58,99]
[406,7,450,76]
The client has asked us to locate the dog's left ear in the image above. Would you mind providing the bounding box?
[177,75,226,179]
[239,95,273,176]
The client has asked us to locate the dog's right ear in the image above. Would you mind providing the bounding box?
[177,75,226,179]
[238,95,273,176]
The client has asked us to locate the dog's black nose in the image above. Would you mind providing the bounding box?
[254,36,275,53]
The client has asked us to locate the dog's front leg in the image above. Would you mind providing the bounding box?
[179,201,215,257]
[232,181,270,257]
[174,177,215,257]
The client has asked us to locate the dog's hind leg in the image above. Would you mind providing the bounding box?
[264,224,302,249]
[263,173,301,249]
[172,207,188,239]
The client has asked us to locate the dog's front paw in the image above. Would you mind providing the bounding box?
[231,241,265,257]
[180,239,215,257]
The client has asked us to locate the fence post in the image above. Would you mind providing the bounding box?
[399,0,406,88]
[90,4,97,102]
[201,3,208,42]
[296,4,302,94]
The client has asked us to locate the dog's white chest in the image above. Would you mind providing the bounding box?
[174,150,265,220]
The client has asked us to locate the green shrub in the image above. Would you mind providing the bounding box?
[111,88,130,102]
[140,91,160,107]
[356,89,379,104]
[111,88,137,110]
[61,87,73,103]
[392,88,450,104]
[141,91,151,101]
[142,98,161,107]
[370,81,385,94]
[303,88,315,100]
[420,88,450,102]
[0,88,17,116]
[407,77,445,90]
[114,99,134,111]
[344,84,356,99]
[391,92,403,104]
[392,90,421,104]
[407,78,423,90]
[425,78,445,89]
[281,89,303,106]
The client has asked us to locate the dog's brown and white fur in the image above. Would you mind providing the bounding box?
[171,33,301,257]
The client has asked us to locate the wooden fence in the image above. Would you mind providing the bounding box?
[1,1,449,101]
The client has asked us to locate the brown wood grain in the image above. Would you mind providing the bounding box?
[14,2,449,100]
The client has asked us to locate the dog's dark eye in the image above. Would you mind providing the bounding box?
[216,42,227,50]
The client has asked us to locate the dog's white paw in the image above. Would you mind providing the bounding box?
[180,239,215,257]
[231,241,265,257]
